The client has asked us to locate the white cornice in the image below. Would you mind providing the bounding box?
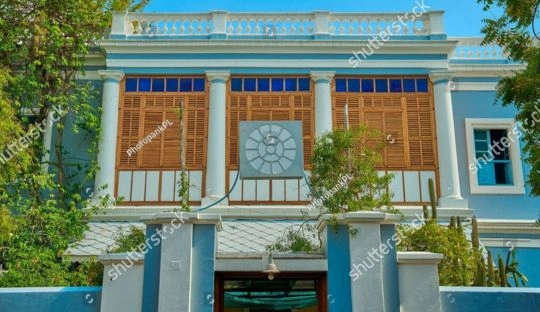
[99,39,458,55]
[449,64,524,78]
[477,219,540,235]
[452,82,498,91]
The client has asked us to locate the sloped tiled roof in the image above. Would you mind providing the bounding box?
[66,219,311,258]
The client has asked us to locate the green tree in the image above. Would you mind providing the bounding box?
[0,0,147,286]
[478,0,540,195]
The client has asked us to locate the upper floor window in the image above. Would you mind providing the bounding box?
[465,119,525,194]
[335,78,429,93]
[231,77,311,92]
[125,77,206,93]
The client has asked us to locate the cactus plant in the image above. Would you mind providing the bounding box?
[498,255,507,287]
[457,216,462,230]
[422,205,429,221]
[428,178,437,220]
[449,216,456,229]
[471,216,480,251]
[487,251,495,286]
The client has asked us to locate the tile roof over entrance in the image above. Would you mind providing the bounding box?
[66,219,313,260]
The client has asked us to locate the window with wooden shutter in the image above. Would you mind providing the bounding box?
[227,77,314,170]
[117,77,208,170]
[333,77,437,171]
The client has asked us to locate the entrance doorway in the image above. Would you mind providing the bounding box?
[214,272,327,312]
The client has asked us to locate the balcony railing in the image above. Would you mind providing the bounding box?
[450,37,508,60]
[109,11,446,38]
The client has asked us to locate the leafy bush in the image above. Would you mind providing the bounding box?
[109,226,146,253]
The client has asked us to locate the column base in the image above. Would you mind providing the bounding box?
[88,194,117,209]
[439,197,468,209]
[201,196,228,207]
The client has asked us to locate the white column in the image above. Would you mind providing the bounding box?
[41,113,54,173]
[311,71,335,137]
[430,72,467,208]
[94,70,124,200]
[203,71,230,206]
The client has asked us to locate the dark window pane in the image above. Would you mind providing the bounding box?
[152,78,165,92]
[231,78,243,91]
[272,78,283,92]
[257,78,270,92]
[375,79,388,92]
[180,78,192,92]
[336,79,347,92]
[285,78,297,91]
[244,78,256,92]
[138,78,151,92]
[390,79,402,92]
[416,78,428,92]
[193,78,205,92]
[348,79,361,92]
[298,78,310,91]
[125,78,137,92]
[403,79,416,92]
[166,78,179,92]
[361,79,374,92]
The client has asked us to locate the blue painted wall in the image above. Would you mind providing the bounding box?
[142,224,162,312]
[0,287,101,312]
[487,246,540,288]
[326,225,352,312]
[440,286,540,312]
[191,224,217,312]
[380,224,400,312]
[452,90,540,219]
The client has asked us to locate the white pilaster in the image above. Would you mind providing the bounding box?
[41,113,54,173]
[429,72,468,208]
[311,71,335,137]
[94,70,124,200]
[203,71,230,206]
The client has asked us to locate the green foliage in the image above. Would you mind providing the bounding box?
[266,222,321,253]
[478,0,540,195]
[109,226,146,253]
[0,0,147,287]
[309,126,394,213]
[399,220,476,286]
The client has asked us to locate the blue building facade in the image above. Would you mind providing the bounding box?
[56,10,540,311]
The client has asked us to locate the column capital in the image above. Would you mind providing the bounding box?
[205,71,230,83]
[310,71,335,83]
[98,70,124,82]
[429,71,454,84]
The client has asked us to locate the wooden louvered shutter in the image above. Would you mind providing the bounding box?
[293,94,314,167]
[118,96,141,167]
[362,96,408,168]
[185,95,206,169]
[229,94,248,168]
[140,110,164,167]
[406,95,436,167]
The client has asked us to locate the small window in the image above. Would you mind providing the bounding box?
[179,79,192,92]
[348,79,361,92]
[375,79,388,92]
[258,78,270,92]
[403,79,416,92]
[362,79,374,92]
[125,78,138,92]
[298,78,310,91]
[152,78,165,92]
[244,78,256,92]
[193,78,205,92]
[138,78,151,92]
[166,78,179,92]
[285,78,297,91]
[231,78,243,92]
[272,78,284,92]
[465,119,524,194]
[389,79,402,92]
[335,79,347,92]
[416,78,428,92]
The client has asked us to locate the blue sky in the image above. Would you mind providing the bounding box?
[144,0,503,36]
